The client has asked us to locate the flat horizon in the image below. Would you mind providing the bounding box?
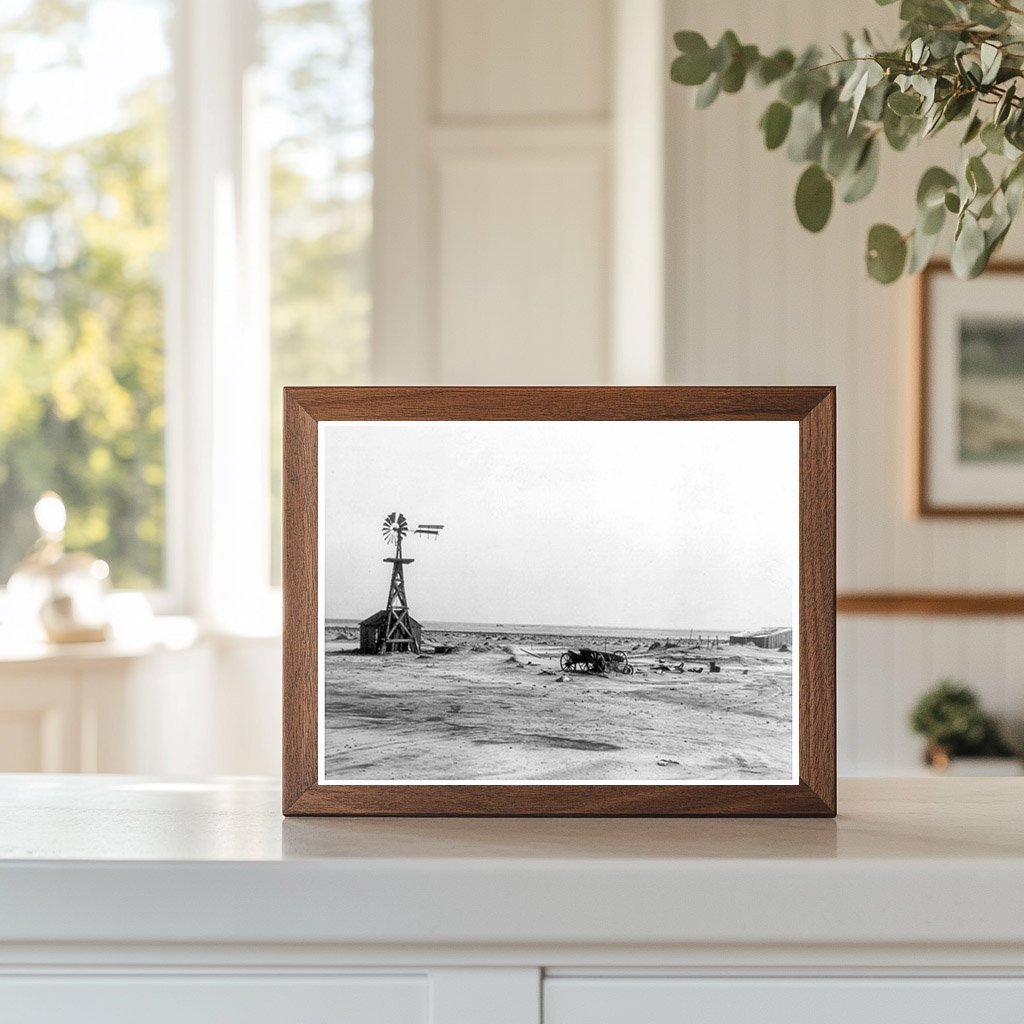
[324,617,792,635]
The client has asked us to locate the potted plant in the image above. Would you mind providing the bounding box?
[909,680,1019,772]
[670,0,1024,283]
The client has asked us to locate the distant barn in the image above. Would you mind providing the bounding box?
[359,609,423,654]
[729,627,792,650]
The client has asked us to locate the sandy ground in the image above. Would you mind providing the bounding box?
[323,628,794,782]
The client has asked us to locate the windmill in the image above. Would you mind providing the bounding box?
[360,513,445,654]
[379,512,418,653]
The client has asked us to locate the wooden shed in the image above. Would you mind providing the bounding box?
[359,609,422,653]
[728,627,792,650]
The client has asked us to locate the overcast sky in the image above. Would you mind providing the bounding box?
[321,420,797,631]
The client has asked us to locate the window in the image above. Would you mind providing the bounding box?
[0,0,172,589]
[0,0,373,614]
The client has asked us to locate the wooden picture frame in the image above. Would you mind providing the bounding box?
[917,260,1024,517]
[283,387,836,817]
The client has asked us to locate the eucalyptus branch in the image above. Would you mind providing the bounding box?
[670,0,1024,282]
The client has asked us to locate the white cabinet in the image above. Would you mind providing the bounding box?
[0,975,428,1024]
[544,978,1024,1024]
[1,777,1023,1024]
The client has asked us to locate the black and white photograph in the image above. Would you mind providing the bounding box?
[318,419,799,785]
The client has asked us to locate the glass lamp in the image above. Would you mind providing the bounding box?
[5,493,111,644]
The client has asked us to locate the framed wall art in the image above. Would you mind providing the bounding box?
[282,387,836,816]
[918,261,1024,517]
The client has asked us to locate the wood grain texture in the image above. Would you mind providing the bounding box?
[838,592,1024,616]
[916,260,1024,518]
[282,387,836,817]
[282,392,319,812]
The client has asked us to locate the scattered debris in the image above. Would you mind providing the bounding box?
[656,757,680,766]
[709,661,721,673]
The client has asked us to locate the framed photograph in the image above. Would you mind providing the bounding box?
[918,261,1024,516]
[283,387,835,816]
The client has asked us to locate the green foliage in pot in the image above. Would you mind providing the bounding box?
[670,0,1024,283]
[909,679,1015,757]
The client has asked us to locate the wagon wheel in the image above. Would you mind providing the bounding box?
[594,654,607,672]
[610,650,628,667]
[560,653,574,672]
[623,664,635,675]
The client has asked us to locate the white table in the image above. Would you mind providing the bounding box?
[1,776,1022,1023]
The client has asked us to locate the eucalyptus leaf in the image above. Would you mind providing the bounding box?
[694,73,721,109]
[942,91,974,122]
[842,137,880,203]
[861,79,892,122]
[721,44,759,93]
[962,115,983,145]
[980,41,1002,86]
[967,154,995,195]
[754,49,795,87]
[866,223,908,283]
[779,73,807,106]
[795,164,834,232]
[822,128,863,178]
[888,90,921,115]
[884,106,922,150]
[908,221,942,273]
[970,2,1009,29]
[981,121,1006,155]
[917,166,957,210]
[760,101,793,150]
[1004,158,1024,216]
[671,48,712,87]
[921,200,946,235]
[996,82,1017,124]
[710,31,740,73]
[951,211,986,278]
[787,101,823,162]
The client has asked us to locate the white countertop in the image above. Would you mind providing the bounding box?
[2,775,1022,951]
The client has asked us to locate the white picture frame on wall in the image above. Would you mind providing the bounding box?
[917,261,1024,517]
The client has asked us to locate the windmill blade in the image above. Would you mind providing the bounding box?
[382,511,409,544]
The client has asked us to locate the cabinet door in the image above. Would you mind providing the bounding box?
[0,974,428,1024]
[544,977,1024,1024]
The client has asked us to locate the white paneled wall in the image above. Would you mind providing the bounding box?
[436,143,609,383]
[374,0,664,386]
[665,0,1024,772]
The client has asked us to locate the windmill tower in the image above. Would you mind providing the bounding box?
[360,513,444,654]
[380,512,419,653]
